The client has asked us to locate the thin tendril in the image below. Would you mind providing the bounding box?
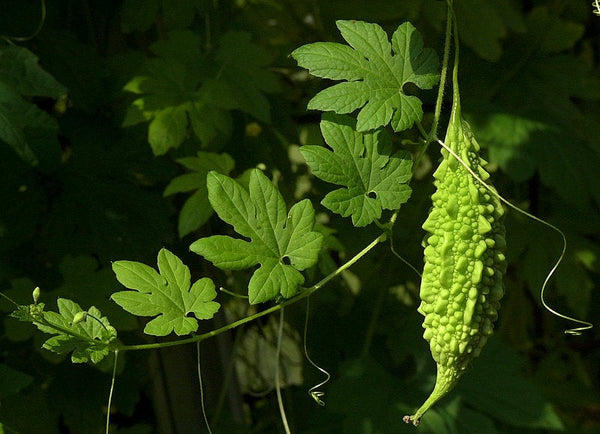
[302,297,330,406]
[219,287,249,299]
[0,291,19,307]
[105,350,118,434]
[275,308,291,434]
[389,235,422,279]
[375,219,421,278]
[196,341,214,434]
[436,138,592,335]
[1,0,46,43]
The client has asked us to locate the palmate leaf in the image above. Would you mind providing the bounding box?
[10,298,117,364]
[122,31,237,154]
[190,169,324,304]
[111,248,220,336]
[292,20,439,132]
[301,113,412,226]
[123,30,278,154]
[164,151,235,238]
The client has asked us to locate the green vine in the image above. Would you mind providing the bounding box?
[1,1,597,432]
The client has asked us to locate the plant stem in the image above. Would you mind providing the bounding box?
[275,308,291,434]
[105,350,118,434]
[115,233,386,352]
[197,341,213,434]
[412,2,453,171]
[0,291,19,307]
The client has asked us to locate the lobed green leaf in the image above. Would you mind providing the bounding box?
[301,113,413,226]
[11,298,117,364]
[111,248,220,336]
[292,20,438,132]
[190,170,323,304]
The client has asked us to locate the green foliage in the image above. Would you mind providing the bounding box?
[11,298,117,363]
[466,6,600,211]
[301,113,413,226]
[292,20,439,132]
[454,0,524,61]
[112,248,220,336]
[1,0,599,432]
[0,45,66,165]
[191,169,323,304]
[123,29,278,154]
[164,151,235,237]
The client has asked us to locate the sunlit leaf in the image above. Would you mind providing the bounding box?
[292,20,439,132]
[11,298,117,364]
[301,113,412,226]
[190,169,323,304]
[112,248,220,336]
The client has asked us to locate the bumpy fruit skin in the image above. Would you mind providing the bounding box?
[404,102,506,426]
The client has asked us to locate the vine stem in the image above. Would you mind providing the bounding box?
[115,233,386,352]
[1,0,46,43]
[275,308,291,434]
[383,2,454,280]
[0,291,19,307]
[105,350,118,434]
[412,2,453,171]
[196,341,213,434]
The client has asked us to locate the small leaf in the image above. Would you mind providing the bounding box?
[164,151,235,237]
[123,30,277,153]
[148,105,188,155]
[292,20,438,132]
[111,248,220,336]
[525,7,584,54]
[301,113,412,226]
[11,298,117,364]
[122,32,234,153]
[190,170,323,304]
[0,46,67,97]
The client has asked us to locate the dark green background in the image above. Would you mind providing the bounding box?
[0,0,599,432]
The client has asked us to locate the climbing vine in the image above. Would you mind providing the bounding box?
[0,1,598,433]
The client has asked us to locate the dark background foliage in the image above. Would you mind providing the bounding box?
[0,0,599,433]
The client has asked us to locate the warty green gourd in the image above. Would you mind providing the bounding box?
[403,56,507,426]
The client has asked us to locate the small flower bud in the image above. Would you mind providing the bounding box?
[32,287,41,304]
[72,311,87,325]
